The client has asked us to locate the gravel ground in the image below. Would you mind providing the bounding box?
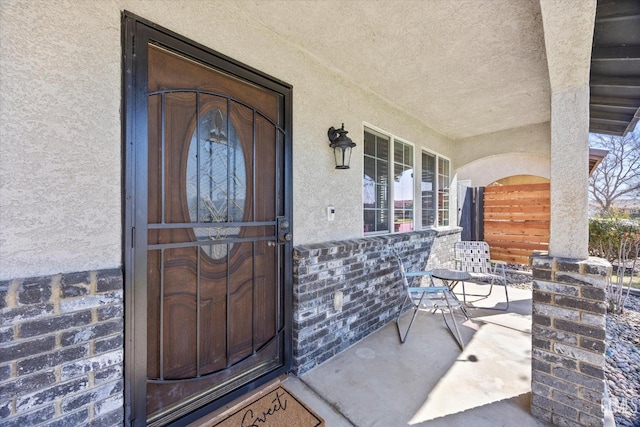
[605,294,640,427]
[504,271,640,426]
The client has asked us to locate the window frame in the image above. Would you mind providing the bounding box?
[420,148,452,229]
[363,125,416,235]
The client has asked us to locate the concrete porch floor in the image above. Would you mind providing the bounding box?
[283,283,551,427]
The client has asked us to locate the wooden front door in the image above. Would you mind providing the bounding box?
[124,15,292,426]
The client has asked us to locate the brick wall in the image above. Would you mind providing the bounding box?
[424,227,460,270]
[292,228,460,374]
[530,255,611,427]
[0,228,460,424]
[0,269,124,427]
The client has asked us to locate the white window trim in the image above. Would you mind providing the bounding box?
[421,148,452,229]
[363,124,416,235]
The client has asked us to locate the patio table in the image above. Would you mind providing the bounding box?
[430,269,472,317]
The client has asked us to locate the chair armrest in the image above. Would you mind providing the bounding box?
[405,271,433,277]
[405,271,434,287]
[408,286,449,293]
[489,259,507,276]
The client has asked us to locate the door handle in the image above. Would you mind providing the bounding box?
[280,233,292,242]
[268,233,292,246]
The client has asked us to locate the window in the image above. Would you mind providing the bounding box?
[394,140,414,232]
[421,152,436,226]
[363,130,389,233]
[363,128,414,234]
[438,157,450,226]
[421,150,450,228]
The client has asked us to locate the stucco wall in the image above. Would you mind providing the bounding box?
[454,122,550,187]
[0,0,454,280]
[455,122,550,169]
[457,153,550,187]
[0,1,122,280]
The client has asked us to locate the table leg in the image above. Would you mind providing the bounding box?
[443,280,470,319]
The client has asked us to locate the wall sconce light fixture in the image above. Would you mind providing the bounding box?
[328,123,356,169]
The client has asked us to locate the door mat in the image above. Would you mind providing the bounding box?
[213,385,324,427]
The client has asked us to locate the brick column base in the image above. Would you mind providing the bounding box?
[530,254,611,427]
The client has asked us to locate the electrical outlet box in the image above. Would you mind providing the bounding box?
[327,205,336,221]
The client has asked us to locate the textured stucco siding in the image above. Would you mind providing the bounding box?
[540,0,594,259]
[454,123,551,186]
[549,87,590,259]
[455,122,550,169]
[539,0,596,94]
[0,0,456,280]
[457,153,550,187]
[0,1,122,280]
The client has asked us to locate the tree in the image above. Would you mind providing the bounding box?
[589,130,640,214]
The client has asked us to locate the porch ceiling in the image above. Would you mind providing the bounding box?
[589,0,640,136]
[237,0,550,140]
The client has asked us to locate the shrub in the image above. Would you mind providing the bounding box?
[589,215,640,313]
[589,216,640,261]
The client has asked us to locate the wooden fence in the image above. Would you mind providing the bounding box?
[483,183,550,264]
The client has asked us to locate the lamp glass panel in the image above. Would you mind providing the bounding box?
[333,146,342,168]
[343,146,352,168]
[334,146,352,169]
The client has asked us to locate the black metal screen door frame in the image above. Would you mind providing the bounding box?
[122,12,293,426]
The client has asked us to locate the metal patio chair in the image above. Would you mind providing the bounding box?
[454,241,510,310]
[393,253,467,350]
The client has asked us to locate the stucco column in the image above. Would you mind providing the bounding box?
[549,87,590,259]
[535,4,606,426]
[540,0,595,259]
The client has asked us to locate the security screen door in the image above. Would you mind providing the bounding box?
[124,15,292,426]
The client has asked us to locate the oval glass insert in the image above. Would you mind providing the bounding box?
[186,107,245,259]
